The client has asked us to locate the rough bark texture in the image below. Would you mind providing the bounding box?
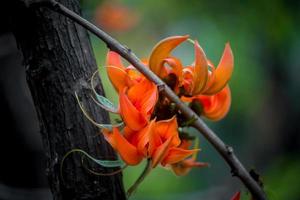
[11,1,126,199]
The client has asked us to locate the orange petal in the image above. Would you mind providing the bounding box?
[154,116,181,147]
[127,79,158,117]
[148,121,163,157]
[203,43,233,95]
[136,119,155,156]
[202,60,216,92]
[106,51,133,91]
[149,35,189,77]
[192,41,208,95]
[199,85,231,121]
[119,88,147,131]
[102,128,117,149]
[126,68,143,83]
[106,65,130,92]
[171,158,208,176]
[111,128,143,165]
[151,136,173,168]
[182,66,194,94]
[106,51,125,69]
[178,139,192,150]
[161,147,199,166]
[163,57,183,82]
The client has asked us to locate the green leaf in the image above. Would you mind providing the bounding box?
[95,94,118,113]
[89,70,118,114]
[79,149,125,167]
[60,149,126,182]
[75,92,123,130]
[95,122,124,131]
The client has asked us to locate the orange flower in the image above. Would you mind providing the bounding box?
[171,158,208,176]
[102,117,199,167]
[148,117,199,168]
[188,85,231,121]
[106,51,158,131]
[106,51,143,92]
[119,79,157,131]
[149,35,234,96]
[170,140,208,176]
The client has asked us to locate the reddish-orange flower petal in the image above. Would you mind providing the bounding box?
[106,65,130,92]
[192,40,208,95]
[127,78,158,117]
[148,125,163,157]
[106,51,125,69]
[151,136,173,168]
[103,128,143,165]
[198,85,231,121]
[182,66,194,94]
[154,116,181,147]
[178,139,193,150]
[163,57,183,82]
[203,43,233,95]
[171,158,208,176]
[202,60,216,92]
[126,68,143,83]
[102,128,117,149]
[119,88,147,131]
[106,51,133,91]
[161,147,199,166]
[149,35,189,77]
[136,120,155,156]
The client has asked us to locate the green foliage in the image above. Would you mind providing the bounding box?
[264,156,300,200]
[95,94,119,113]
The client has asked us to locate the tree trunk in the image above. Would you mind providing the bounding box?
[11,1,126,199]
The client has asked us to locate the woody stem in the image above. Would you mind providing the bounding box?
[126,159,152,198]
[32,1,267,200]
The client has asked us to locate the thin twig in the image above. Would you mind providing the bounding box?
[38,1,267,199]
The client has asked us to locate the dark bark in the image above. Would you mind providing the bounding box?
[10,1,126,199]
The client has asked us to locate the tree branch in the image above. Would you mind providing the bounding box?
[35,1,267,199]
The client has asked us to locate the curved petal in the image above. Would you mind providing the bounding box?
[198,85,231,121]
[178,139,192,150]
[149,35,189,77]
[104,128,143,165]
[102,128,117,149]
[162,147,199,166]
[171,158,208,176]
[182,66,194,94]
[127,79,158,117]
[106,51,134,91]
[154,116,181,147]
[202,60,216,92]
[163,57,183,82]
[192,40,208,95]
[106,51,125,70]
[151,136,173,168]
[106,66,130,92]
[203,43,234,95]
[119,88,147,131]
[136,119,155,156]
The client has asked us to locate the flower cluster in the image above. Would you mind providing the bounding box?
[102,35,233,175]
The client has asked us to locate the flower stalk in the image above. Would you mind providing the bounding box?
[126,159,152,198]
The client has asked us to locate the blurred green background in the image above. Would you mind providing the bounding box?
[81,0,300,199]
